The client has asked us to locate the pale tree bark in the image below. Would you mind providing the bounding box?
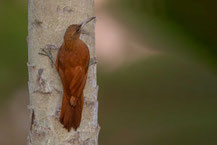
[27,0,99,145]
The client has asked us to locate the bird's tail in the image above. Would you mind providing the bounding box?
[59,94,83,131]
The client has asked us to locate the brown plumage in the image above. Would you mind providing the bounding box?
[56,17,95,131]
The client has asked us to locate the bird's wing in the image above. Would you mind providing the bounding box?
[68,66,88,106]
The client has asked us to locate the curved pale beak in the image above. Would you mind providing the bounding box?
[79,17,96,31]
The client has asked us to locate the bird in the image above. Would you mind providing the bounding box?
[56,17,96,131]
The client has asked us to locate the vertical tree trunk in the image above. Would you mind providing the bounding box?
[27,0,99,144]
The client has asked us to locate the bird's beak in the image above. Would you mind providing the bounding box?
[78,17,96,31]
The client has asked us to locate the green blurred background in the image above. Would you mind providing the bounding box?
[0,0,217,145]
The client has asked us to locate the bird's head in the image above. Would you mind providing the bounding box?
[64,17,96,41]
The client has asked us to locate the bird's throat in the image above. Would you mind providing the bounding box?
[64,39,80,51]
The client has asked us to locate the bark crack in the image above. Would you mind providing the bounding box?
[34,68,52,94]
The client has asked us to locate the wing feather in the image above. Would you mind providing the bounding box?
[68,66,87,106]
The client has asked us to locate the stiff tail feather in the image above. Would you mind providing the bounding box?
[59,94,83,131]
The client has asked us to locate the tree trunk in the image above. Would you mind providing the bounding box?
[27,0,99,144]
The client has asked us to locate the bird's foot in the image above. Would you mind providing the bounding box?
[89,57,97,67]
[38,44,57,68]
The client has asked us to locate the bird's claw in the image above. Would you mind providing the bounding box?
[89,57,97,66]
[38,47,55,68]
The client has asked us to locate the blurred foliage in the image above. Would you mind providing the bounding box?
[98,54,217,145]
[0,0,28,101]
[110,0,217,69]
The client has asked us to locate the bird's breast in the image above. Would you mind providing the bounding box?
[58,48,89,70]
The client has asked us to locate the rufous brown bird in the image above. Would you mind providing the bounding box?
[56,17,96,131]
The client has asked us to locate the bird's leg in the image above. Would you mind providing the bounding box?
[38,45,57,68]
[39,48,55,67]
[89,57,97,67]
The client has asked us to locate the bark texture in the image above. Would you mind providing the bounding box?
[27,0,99,144]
